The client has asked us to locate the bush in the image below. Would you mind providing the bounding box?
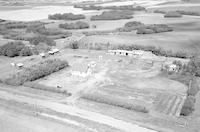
[59,21,89,30]
[0,41,25,57]
[136,28,155,34]
[82,93,148,113]
[164,11,182,18]
[27,25,72,37]
[5,59,69,86]
[69,41,79,49]
[20,47,33,56]
[90,10,133,21]
[176,10,200,16]
[35,43,51,52]
[118,21,145,32]
[27,35,56,46]
[188,78,199,96]
[180,96,195,116]
[48,13,85,20]
[153,10,166,14]
[137,24,173,34]
[186,56,200,77]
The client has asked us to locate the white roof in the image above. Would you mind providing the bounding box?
[108,50,133,53]
[169,64,177,68]
[39,53,45,56]
[52,48,59,53]
[133,50,144,54]
[48,51,54,54]
[17,63,23,67]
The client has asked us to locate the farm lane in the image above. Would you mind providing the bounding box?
[0,85,157,132]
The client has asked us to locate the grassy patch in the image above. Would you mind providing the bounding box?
[23,82,71,95]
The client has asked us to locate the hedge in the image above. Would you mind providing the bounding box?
[81,93,149,113]
[5,59,69,86]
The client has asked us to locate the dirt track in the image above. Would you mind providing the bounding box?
[0,85,157,132]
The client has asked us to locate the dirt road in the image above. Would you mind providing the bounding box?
[0,85,157,132]
[0,108,83,132]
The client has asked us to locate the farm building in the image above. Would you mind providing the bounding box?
[48,48,60,55]
[108,50,144,57]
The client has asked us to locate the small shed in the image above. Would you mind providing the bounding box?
[39,53,46,58]
[48,48,60,55]
[16,63,24,68]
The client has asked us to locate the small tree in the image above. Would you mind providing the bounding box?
[20,47,33,56]
[69,41,79,49]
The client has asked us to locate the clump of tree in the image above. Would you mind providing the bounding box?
[164,11,183,18]
[118,21,145,32]
[5,59,69,86]
[153,10,166,14]
[154,9,200,16]
[136,24,173,34]
[48,13,85,20]
[59,21,89,30]
[90,10,133,21]
[0,41,37,57]
[27,35,56,46]
[0,19,5,23]
[0,21,44,29]
[26,24,72,37]
[176,10,200,16]
[104,5,146,11]
[76,5,103,10]
[74,5,146,11]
